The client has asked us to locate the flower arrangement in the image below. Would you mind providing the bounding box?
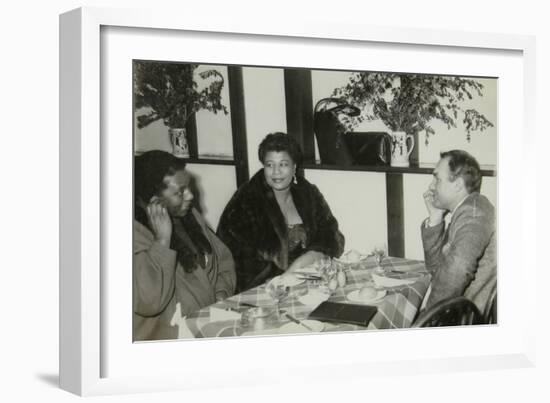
[332,72,494,144]
[133,61,228,129]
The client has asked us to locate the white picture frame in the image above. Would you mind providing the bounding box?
[60,6,537,396]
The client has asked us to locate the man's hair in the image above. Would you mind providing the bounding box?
[258,132,303,167]
[440,150,482,193]
[134,150,187,202]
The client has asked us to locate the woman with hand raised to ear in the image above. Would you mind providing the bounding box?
[133,150,236,341]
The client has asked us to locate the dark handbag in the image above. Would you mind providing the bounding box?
[343,132,392,166]
[313,98,391,166]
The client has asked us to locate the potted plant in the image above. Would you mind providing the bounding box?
[332,72,494,166]
[133,61,229,157]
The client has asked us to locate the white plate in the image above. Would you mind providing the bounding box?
[334,250,368,264]
[371,272,421,288]
[346,289,387,304]
[279,320,325,334]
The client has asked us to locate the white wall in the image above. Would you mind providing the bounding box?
[242,67,288,174]
[305,169,388,253]
[184,164,237,230]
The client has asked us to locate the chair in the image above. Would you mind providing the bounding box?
[413,296,482,327]
[483,288,497,324]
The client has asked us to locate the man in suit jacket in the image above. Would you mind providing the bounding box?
[421,150,496,314]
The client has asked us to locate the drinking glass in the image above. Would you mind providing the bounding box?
[371,244,387,274]
[265,277,290,318]
[320,263,338,294]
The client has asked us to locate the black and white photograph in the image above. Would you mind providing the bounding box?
[1,0,538,400]
[132,60,497,341]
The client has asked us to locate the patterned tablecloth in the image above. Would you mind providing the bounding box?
[183,257,430,338]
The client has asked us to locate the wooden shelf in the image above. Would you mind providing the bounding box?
[303,162,497,177]
[179,157,235,166]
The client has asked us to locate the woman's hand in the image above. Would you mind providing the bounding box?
[147,197,172,247]
[286,251,325,273]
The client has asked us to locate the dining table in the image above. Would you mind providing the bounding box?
[182,256,431,338]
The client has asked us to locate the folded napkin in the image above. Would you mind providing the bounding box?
[371,272,422,288]
[209,306,242,322]
[293,266,319,276]
[298,288,330,309]
[170,302,196,338]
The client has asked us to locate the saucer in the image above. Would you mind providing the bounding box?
[346,289,387,304]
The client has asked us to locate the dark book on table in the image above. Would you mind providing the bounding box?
[308,301,378,327]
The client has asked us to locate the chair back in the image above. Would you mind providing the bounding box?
[413,296,482,327]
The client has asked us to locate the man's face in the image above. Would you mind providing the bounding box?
[429,157,460,210]
[158,170,194,217]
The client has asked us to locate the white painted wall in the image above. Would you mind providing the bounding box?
[242,67,288,174]
[305,169,388,253]
[185,164,237,230]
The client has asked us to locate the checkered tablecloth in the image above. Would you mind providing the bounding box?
[183,257,430,338]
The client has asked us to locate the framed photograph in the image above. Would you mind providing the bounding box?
[60,6,536,396]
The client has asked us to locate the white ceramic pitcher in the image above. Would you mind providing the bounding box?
[390,131,415,167]
[169,128,190,158]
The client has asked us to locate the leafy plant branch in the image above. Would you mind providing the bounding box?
[333,72,494,144]
[134,61,228,129]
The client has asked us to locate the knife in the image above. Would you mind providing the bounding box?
[239,302,259,308]
[295,274,322,281]
[284,313,314,331]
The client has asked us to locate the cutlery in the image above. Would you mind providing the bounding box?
[284,313,313,331]
[295,274,322,281]
[239,302,259,308]
[387,269,424,275]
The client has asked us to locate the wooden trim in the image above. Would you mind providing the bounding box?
[283,69,316,164]
[304,163,497,177]
[185,114,198,159]
[176,158,235,166]
[386,173,405,258]
[227,66,249,187]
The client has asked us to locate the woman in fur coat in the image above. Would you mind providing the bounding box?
[217,132,345,292]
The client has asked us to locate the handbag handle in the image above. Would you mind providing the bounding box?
[405,135,415,157]
[314,97,360,116]
[378,134,392,164]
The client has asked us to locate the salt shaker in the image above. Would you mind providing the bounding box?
[337,266,347,288]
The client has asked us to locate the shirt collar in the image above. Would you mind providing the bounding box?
[449,194,470,219]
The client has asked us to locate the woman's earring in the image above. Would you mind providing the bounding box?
[293,174,297,184]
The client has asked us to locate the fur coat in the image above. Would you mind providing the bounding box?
[217,169,345,292]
